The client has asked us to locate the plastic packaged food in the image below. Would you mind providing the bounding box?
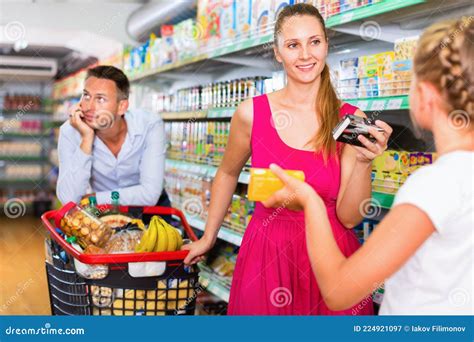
[57,202,113,248]
[248,168,305,201]
[104,229,143,254]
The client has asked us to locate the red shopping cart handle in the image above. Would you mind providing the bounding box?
[41,205,198,265]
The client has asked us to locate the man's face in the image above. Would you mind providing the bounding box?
[80,77,128,130]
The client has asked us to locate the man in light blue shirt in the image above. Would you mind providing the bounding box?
[57,65,167,206]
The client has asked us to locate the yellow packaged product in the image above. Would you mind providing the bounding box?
[248,168,305,201]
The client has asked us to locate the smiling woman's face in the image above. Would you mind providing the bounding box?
[274,15,328,85]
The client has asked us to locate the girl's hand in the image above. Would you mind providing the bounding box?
[262,164,324,211]
[354,120,393,163]
[182,235,215,265]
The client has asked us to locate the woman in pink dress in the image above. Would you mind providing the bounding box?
[183,3,391,315]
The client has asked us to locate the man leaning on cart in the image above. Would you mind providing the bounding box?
[56,65,170,210]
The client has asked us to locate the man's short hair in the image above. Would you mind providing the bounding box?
[86,65,130,100]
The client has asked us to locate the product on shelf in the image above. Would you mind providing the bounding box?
[197,0,222,48]
[174,19,200,61]
[338,57,359,99]
[0,190,38,205]
[0,141,42,157]
[358,53,379,98]
[252,0,272,35]
[371,150,437,194]
[53,68,88,100]
[1,94,45,112]
[166,121,231,165]
[236,0,252,38]
[159,76,270,113]
[376,51,395,97]
[393,36,419,95]
[2,164,46,179]
[220,0,237,41]
[0,119,43,135]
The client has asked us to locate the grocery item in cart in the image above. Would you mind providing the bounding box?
[99,214,133,229]
[91,286,114,308]
[72,242,109,279]
[135,215,183,253]
[104,229,143,254]
[248,167,305,201]
[58,202,113,248]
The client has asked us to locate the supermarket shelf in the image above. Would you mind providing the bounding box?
[325,0,425,26]
[199,271,230,303]
[161,111,207,120]
[0,133,50,139]
[166,159,250,184]
[161,107,236,121]
[128,0,426,82]
[344,96,409,112]
[0,110,53,116]
[184,213,243,247]
[162,96,409,121]
[372,191,395,210]
[44,120,66,128]
[0,178,47,186]
[0,155,48,162]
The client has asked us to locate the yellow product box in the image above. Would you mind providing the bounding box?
[374,171,404,194]
[248,168,305,202]
[376,51,395,96]
[382,150,410,174]
[394,36,419,61]
[358,54,378,79]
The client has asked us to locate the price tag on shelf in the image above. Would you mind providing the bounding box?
[356,101,369,111]
[370,100,386,111]
[386,98,403,110]
[207,110,217,118]
[340,12,354,24]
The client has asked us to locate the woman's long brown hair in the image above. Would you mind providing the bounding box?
[274,3,341,160]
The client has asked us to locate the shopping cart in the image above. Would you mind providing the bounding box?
[41,205,200,316]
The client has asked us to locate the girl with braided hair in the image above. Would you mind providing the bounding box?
[263,17,474,315]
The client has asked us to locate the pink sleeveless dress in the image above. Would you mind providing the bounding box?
[227,94,374,315]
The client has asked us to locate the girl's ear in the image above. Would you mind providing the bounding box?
[417,81,445,129]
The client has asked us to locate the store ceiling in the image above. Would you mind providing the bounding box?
[0,0,154,77]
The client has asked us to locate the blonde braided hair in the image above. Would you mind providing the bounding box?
[414,16,474,128]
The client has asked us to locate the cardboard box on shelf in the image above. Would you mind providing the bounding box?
[252,0,272,35]
[174,19,200,60]
[339,79,359,99]
[220,0,237,40]
[359,76,378,98]
[198,0,222,46]
[392,36,419,95]
[376,51,395,96]
[340,57,359,80]
[236,0,252,38]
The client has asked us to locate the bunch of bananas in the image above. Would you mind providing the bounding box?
[135,216,183,253]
